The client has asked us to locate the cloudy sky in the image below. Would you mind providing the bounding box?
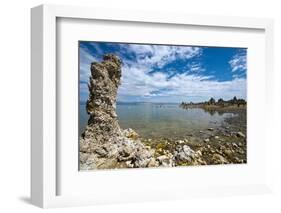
[79,41,247,103]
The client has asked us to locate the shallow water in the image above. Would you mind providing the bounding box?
[79,103,234,139]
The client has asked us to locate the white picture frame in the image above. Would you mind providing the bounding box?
[31,4,274,208]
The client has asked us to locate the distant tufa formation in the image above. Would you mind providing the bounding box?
[79,54,156,169]
[180,96,247,108]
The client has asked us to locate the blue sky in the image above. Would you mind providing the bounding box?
[79,41,247,103]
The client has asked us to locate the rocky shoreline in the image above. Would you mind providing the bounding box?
[142,115,247,166]
[79,54,246,170]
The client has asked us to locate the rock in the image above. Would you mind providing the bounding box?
[147,158,158,167]
[236,132,246,138]
[80,141,90,152]
[125,160,134,168]
[163,150,170,155]
[224,149,232,158]
[123,128,139,139]
[232,143,239,149]
[157,155,174,167]
[94,146,108,157]
[196,150,202,157]
[238,149,245,154]
[204,138,210,143]
[197,159,207,165]
[176,140,185,144]
[208,128,214,131]
[118,145,133,159]
[84,54,123,142]
[79,54,156,170]
[212,154,228,164]
[174,145,195,163]
[214,136,219,139]
[133,149,155,168]
[80,153,90,164]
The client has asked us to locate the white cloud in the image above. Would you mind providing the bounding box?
[125,44,201,70]
[229,50,247,73]
[186,62,205,73]
[118,64,246,103]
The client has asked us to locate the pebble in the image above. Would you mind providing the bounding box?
[224,149,232,157]
[204,138,210,143]
[177,140,185,144]
[212,154,228,164]
[232,143,239,149]
[196,150,202,157]
[236,132,246,138]
[238,150,245,154]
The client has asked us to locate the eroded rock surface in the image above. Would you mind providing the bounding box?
[79,54,158,170]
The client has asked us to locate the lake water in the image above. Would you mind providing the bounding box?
[79,103,234,139]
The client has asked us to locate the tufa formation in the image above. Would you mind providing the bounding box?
[79,54,157,170]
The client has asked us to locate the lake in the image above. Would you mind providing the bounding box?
[79,103,234,139]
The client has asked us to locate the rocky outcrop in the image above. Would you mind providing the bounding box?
[79,54,157,170]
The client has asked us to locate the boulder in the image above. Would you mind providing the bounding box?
[174,145,195,163]
[156,154,174,167]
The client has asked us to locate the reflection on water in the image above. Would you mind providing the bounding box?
[79,103,234,139]
[202,108,226,116]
